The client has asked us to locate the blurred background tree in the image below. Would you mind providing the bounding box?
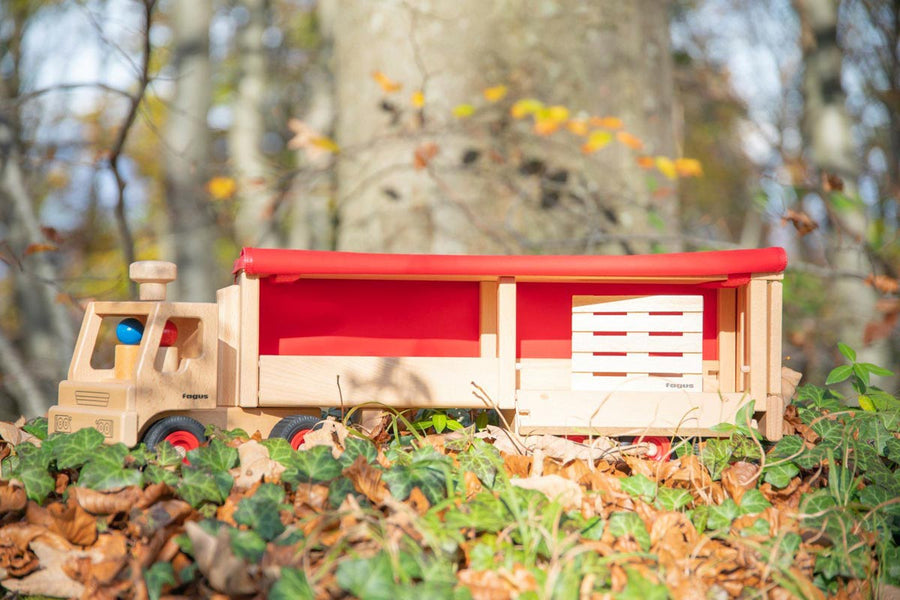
[0,0,896,418]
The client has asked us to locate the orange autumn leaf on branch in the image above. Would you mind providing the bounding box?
[372,70,402,93]
[635,156,655,169]
[24,243,58,256]
[655,157,677,179]
[590,116,624,130]
[207,176,237,200]
[865,274,900,295]
[413,142,439,170]
[510,98,543,119]
[411,90,425,108]
[581,130,612,153]
[781,209,819,237]
[616,131,643,150]
[565,119,589,136]
[482,85,508,102]
[674,158,703,177]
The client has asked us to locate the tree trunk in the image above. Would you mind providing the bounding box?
[163,0,219,301]
[328,1,679,255]
[799,0,890,371]
[231,0,275,248]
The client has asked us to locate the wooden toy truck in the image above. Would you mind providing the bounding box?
[48,246,789,454]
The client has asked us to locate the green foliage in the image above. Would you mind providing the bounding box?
[269,567,315,600]
[608,512,650,552]
[282,445,344,484]
[233,483,288,540]
[186,438,238,472]
[144,561,176,600]
[382,445,452,504]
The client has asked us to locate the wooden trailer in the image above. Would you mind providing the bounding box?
[229,246,788,440]
[49,246,788,451]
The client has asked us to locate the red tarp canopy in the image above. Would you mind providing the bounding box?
[234,247,787,282]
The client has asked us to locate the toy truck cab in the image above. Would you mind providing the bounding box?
[49,262,218,446]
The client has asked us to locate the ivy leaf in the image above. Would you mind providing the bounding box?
[269,567,315,600]
[336,553,396,600]
[768,435,805,461]
[740,518,771,537]
[282,445,343,484]
[458,441,502,488]
[52,427,105,470]
[186,438,238,472]
[18,461,55,503]
[707,498,739,530]
[382,447,451,504]
[260,437,296,466]
[340,436,377,467]
[654,487,692,511]
[328,477,357,509]
[608,512,650,552]
[442,491,510,533]
[144,464,178,486]
[154,441,185,468]
[763,462,799,489]
[230,528,267,562]
[859,486,900,517]
[177,467,232,507]
[825,365,852,385]
[22,417,49,440]
[144,561,176,600]
[78,445,143,491]
[738,489,771,515]
[620,474,657,503]
[234,484,287,541]
[700,438,733,481]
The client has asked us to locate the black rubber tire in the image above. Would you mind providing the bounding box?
[269,415,321,448]
[142,415,207,450]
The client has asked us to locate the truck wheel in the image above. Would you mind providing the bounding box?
[637,436,671,462]
[143,416,206,457]
[270,415,320,450]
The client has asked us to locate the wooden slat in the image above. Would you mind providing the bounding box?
[748,278,768,410]
[516,390,748,434]
[735,286,748,392]
[717,288,737,393]
[518,359,571,391]
[258,355,504,408]
[572,312,703,333]
[767,280,783,395]
[238,273,260,408]
[572,331,702,353]
[571,352,702,374]
[570,373,703,392]
[497,277,516,408]
[479,281,498,358]
[572,295,703,313]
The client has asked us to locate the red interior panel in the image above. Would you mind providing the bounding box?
[259,278,480,357]
[516,283,718,360]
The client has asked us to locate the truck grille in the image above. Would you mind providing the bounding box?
[75,390,110,407]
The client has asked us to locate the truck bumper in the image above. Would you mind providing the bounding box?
[48,405,139,446]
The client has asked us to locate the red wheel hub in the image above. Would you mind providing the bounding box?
[564,435,587,443]
[290,429,311,450]
[639,436,671,462]
[164,430,200,463]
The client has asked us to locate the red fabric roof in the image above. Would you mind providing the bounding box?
[234,247,787,280]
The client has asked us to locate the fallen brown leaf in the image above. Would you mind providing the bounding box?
[46,498,98,546]
[510,475,583,511]
[343,454,389,504]
[0,482,26,515]
[721,461,759,504]
[406,487,430,515]
[185,521,258,595]
[71,486,143,516]
[1,539,85,597]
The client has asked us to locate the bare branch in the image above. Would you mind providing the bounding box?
[0,324,49,418]
[6,82,133,107]
[108,0,157,298]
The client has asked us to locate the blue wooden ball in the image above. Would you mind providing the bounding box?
[116,318,144,345]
